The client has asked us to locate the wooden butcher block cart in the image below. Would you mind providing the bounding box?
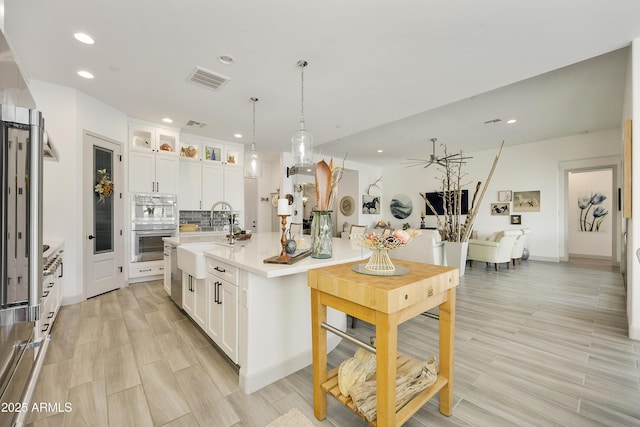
[308,259,459,426]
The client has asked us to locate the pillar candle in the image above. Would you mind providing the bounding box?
[277,198,290,215]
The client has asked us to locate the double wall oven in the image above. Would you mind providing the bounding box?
[131,194,177,263]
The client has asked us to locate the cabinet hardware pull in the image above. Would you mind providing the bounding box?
[214,266,226,273]
[59,261,64,278]
[47,312,54,319]
[152,182,155,192]
[217,282,222,304]
[156,181,159,192]
[41,323,50,333]
[139,268,152,272]
[43,290,49,298]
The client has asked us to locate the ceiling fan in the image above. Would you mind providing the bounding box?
[403,138,473,168]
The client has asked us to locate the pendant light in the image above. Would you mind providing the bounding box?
[244,97,261,178]
[291,60,313,166]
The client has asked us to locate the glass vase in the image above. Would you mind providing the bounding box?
[365,248,396,272]
[310,210,333,258]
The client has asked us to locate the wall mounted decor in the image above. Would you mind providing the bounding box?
[498,190,512,202]
[490,203,510,215]
[339,196,355,216]
[390,194,413,219]
[362,195,380,214]
[511,215,522,225]
[513,191,541,212]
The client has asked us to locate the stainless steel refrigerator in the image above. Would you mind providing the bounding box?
[0,105,50,427]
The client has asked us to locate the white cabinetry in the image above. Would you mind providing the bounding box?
[36,260,63,341]
[129,121,179,194]
[182,271,206,328]
[178,134,244,212]
[206,258,238,363]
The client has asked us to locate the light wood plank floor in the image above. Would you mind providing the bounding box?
[26,260,640,426]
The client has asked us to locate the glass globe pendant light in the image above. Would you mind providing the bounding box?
[244,97,261,178]
[291,60,313,166]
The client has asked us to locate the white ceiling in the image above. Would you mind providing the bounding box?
[4,1,640,166]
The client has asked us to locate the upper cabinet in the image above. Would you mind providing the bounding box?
[128,120,180,194]
[178,134,244,211]
[130,121,179,155]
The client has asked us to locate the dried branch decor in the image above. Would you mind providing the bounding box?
[420,141,504,242]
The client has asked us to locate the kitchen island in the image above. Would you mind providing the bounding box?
[167,232,369,393]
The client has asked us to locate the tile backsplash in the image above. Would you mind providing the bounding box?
[179,210,233,232]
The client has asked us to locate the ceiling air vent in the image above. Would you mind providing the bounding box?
[187,66,230,91]
[185,120,207,128]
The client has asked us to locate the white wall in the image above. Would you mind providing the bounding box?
[381,128,622,262]
[30,80,127,305]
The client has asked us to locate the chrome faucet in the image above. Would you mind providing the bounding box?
[210,201,236,243]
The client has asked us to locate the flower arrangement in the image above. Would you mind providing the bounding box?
[578,193,608,232]
[353,229,421,272]
[94,169,113,204]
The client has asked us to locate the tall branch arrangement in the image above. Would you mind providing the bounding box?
[420,141,504,242]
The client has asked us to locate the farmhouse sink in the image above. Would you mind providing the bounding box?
[177,241,247,279]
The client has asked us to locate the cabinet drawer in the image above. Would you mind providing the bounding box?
[207,259,237,284]
[130,263,165,278]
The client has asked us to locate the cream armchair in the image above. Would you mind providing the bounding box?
[511,228,532,265]
[467,229,522,271]
[391,230,444,265]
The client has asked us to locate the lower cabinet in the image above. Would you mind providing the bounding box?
[205,277,238,363]
[181,272,206,329]
[181,258,239,364]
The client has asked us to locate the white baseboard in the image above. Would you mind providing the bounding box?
[239,334,341,394]
[629,321,640,341]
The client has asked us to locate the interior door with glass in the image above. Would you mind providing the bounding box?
[84,132,123,298]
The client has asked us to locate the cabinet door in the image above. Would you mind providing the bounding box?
[193,278,207,328]
[182,272,194,316]
[206,278,222,343]
[155,155,179,194]
[202,162,224,211]
[179,159,202,210]
[220,281,238,363]
[223,166,244,215]
[129,150,156,193]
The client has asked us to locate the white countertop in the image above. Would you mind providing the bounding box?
[178,232,369,278]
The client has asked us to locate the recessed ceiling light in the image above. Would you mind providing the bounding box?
[507,119,517,124]
[377,149,383,153]
[234,133,242,138]
[77,70,94,79]
[219,55,235,65]
[162,118,173,123]
[73,32,95,45]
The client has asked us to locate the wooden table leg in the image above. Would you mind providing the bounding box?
[376,311,398,427]
[310,288,328,420]
[439,288,456,415]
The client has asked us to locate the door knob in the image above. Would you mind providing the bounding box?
[88,235,95,240]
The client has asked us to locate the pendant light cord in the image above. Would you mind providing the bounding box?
[297,60,308,125]
[250,97,258,150]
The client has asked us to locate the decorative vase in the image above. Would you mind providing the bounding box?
[310,210,333,258]
[444,241,469,277]
[522,247,530,260]
[365,248,395,272]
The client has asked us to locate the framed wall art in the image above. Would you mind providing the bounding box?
[362,195,380,214]
[498,190,512,202]
[511,215,522,225]
[513,191,541,212]
[490,203,510,215]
